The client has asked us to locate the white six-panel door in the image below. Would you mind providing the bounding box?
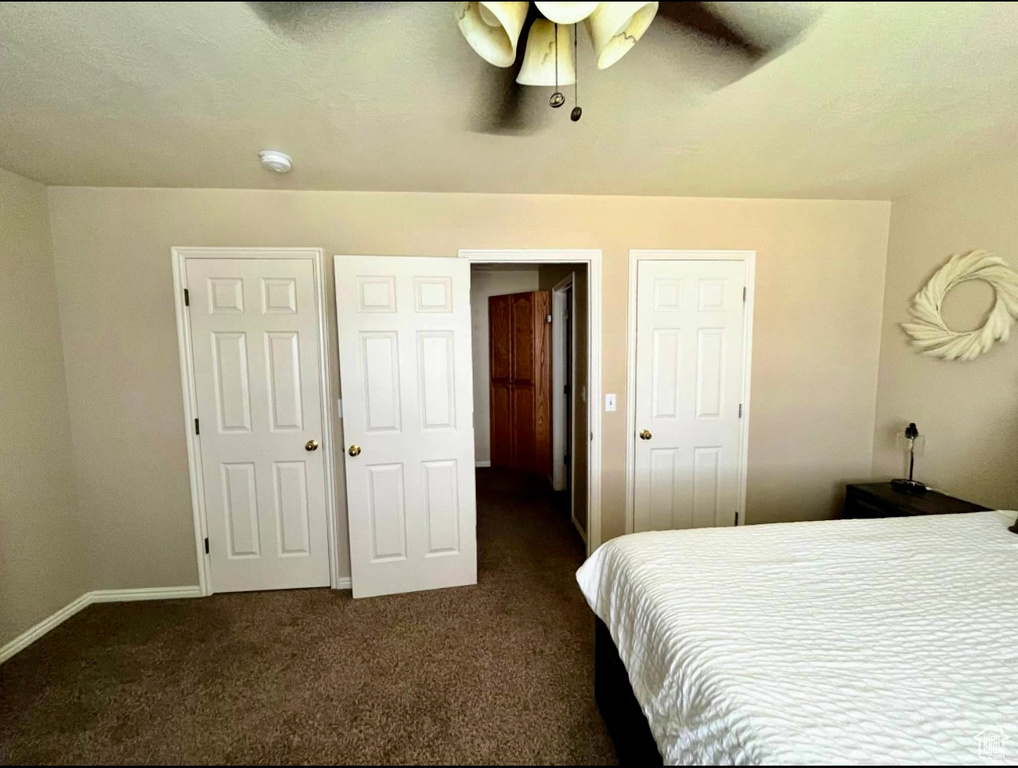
[633,260,748,532]
[186,257,331,592]
[335,256,477,598]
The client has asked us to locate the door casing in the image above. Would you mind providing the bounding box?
[172,247,341,595]
[551,273,581,541]
[624,249,756,534]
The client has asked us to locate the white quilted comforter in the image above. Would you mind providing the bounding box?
[577,511,1018,765]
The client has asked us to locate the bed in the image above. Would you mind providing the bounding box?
[577,510,1018,765]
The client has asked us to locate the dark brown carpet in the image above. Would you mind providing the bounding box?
[0,469,616,765]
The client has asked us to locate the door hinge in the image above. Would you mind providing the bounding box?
[194,418,200,435]
[738,404,743,418]
[204,537,209,555]
[735,511,740,526]
[184,288,190,307]
[546,314,552,323]
[742,287,747,303]
[564,384,571,395]
[564,453,570,465]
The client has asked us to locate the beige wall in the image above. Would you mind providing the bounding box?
[873,158,1018,509]
[469,268,539,465]
[46,188,891,589]
[0,169,88,647]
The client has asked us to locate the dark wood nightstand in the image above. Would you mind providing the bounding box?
[843,482,991,519]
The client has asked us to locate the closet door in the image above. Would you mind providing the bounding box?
[488,291,551,478]
[532,291,552,480]
[489,294,514,468]
[632,259,747,532]
[511,292,538,473]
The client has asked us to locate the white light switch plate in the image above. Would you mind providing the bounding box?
[605,393,617,412]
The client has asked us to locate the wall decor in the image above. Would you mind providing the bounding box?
[901,250,1018,361]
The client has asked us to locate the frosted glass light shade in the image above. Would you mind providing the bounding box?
[585,1,658,69]
[534,2,600,23]
[516,18,576,86]
[456,2,530,67]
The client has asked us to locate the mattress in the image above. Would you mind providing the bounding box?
[577,511,1018,765]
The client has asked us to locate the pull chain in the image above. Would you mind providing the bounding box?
[549,22,565,108]
[571,23,582,121]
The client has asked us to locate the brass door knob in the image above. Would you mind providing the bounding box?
[348,444,362,457]
[305,440,319,452]
[639,429,652,440]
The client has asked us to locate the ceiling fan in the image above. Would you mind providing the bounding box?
[458,1,788,134]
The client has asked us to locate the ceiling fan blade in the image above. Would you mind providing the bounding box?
[471,57,532,135]
[247,2,383,40]
[469,4,541,136]
[656,1,766,60]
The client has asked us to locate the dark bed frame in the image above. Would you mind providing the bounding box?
[594,617,664,765]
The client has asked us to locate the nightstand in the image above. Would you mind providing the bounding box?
[843,482,991,519]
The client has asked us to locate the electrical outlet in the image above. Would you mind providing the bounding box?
[605,393,617,412]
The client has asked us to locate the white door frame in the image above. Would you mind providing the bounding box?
[550,272,574,493]
[550,273,580,537]
[171,247,341,595]
[624,249,756,534]
[460,249,602,556]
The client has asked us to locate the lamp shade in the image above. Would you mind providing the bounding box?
[534,2,600,24]
[585,1,658,69]
[516,18,576,86]
[456,2,530,68]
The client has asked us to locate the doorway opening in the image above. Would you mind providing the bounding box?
[326,250,600,597]
[551,273,581,542]
[469,261,590,559]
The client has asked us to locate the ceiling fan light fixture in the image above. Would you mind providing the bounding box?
[534,1,600,24]
[456,1,530,68]
[585,1,659,69]
[516,18,576,86]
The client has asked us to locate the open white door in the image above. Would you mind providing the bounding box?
[335,256,477,598]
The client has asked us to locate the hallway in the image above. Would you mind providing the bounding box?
[476,467,586,588]
[0,469,613,765]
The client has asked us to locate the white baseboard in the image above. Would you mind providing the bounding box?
[0,593,92,665]
[91,586,203,603]
[572,515,588,546]
[474,460,491,468]
[0,586,202,665]
[334,577,352,590]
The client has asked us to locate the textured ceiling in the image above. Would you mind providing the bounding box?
[1,2,1017,198]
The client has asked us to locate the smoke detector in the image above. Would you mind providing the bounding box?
[259,150,292,174]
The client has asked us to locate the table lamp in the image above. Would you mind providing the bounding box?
[891,422,927,493]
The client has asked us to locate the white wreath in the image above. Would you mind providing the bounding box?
[901,250,1018,361]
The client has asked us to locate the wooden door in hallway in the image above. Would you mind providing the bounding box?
[489,291,552,480]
